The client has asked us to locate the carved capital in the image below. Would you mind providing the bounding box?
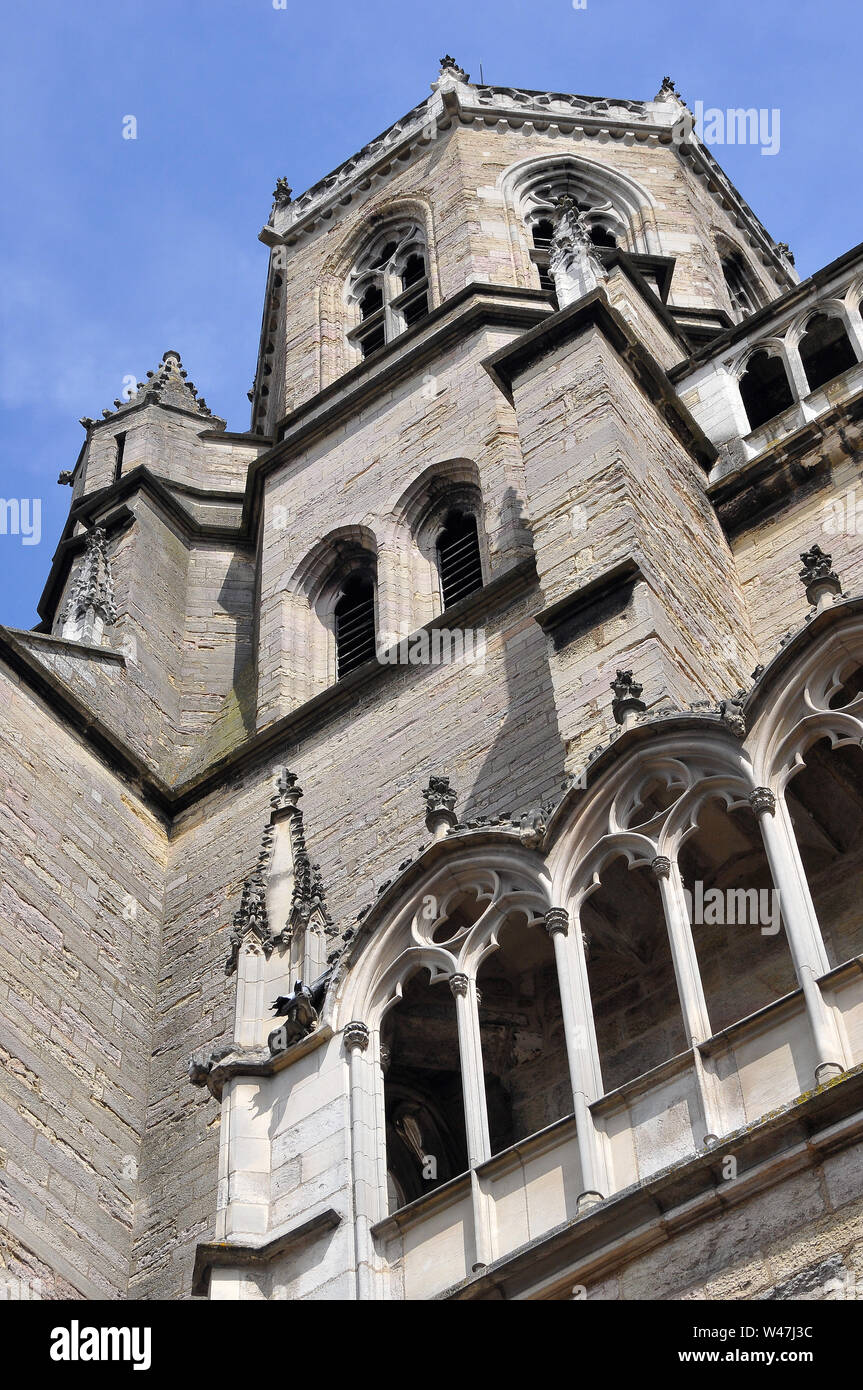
[449,972,470,998]
[343,1020,370,1053]
[545,907,570,937]
[748,787,776,818]
[650,855,672,880]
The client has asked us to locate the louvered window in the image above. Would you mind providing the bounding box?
[335,572,376,677]
[437,512,483,610]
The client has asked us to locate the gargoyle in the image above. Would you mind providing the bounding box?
[268,970,331,1054]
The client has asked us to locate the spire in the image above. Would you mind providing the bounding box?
[60,525,117,645]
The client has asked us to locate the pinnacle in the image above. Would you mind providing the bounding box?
[84,349,221,427]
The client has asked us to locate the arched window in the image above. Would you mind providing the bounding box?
[738,348,795,431]
[381,969,468,1211]
[721,251,762,321]
[798,312,858,392]
[334,570,376,677]
[436,510,483,610]
[347,222,430,359]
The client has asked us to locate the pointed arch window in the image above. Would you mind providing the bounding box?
[335,570,377,677]
[348,223,430,359]
[437,510,483,610]
[798,312,858,392]
[738,348,795,431]
[721,251,762,321]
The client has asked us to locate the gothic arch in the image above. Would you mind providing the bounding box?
[281,524,380,698]
[746,612,863,793]
[317,196,440,384]
[382,459,487,630]
[499,152,660,268]
[332,843,551,1031]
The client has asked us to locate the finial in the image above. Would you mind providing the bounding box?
[272,177,293,207]
[799,544,842,610]
[439,54,469,81]
[655,75,683,101]
[775,241,796,266]
[423,774,458,840]
[610,669,646,726]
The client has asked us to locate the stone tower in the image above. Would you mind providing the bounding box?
[3,58,863,1301]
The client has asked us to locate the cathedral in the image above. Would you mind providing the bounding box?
[3,57,863,1302]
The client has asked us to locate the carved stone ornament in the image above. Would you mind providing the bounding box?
[423,774,457,814]
[343,1020,370,1053]
[545,907,569,936]
[438,54,469,82]
[449,972,470,998]
[717,689,747,738]
[272,177,293,207]
[547,194,608,309]
[60,525,117,644]
[650,855,672,880]
[610,669,647,726]
[268,970,331,1055]
[799,544,842,608]
[748,787,776,818]
[225,768,334,974]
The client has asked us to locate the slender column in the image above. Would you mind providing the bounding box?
[649,858,722,1144]
[750,788,844,1083]
[650,857,712,1044]
[450,974,490,1166]
[344,1021,381,1300]
[781,340,811,403]
[450,973,493,1268]
[545,908,607,1206]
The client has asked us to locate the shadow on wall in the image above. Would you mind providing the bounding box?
[191,552,258,771]
[461,488,566,821]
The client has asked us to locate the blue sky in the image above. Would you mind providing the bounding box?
[1,0,860,630]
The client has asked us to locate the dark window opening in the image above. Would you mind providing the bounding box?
[402,253,425,289]
[358,323,386,358]
[437,511,483,610]
[786,738,863,970]
[335,570,376,677]
[359,284,383,319]
[798,313,858,393]
[382,970,468,1211]
[678,799,797,1035]
[739,349,795,431]
[401,287,429,327]
[589,224,617,248]
[581,856,685,1092]
[532,218,555,250]
[722,253,761,320]
[113,432,126,484]
[478,916,571,1157]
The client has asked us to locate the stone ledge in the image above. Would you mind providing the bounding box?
[191,1208,341,1297]
[440,1062,863,1300]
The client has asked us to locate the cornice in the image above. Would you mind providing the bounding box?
[4,556,538,821]
[262,83,789,282]
[241,283,552,532]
